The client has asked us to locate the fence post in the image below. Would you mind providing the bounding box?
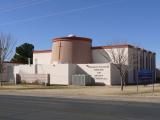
[46,74,50,86]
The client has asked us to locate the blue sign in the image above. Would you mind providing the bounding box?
[138,69,153,80]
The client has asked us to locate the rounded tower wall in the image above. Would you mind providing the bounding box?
[51,36,92,64]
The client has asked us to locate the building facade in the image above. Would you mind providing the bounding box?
[30,35,156,85]
[1,35,155,85]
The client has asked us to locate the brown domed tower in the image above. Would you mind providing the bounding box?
[51,35,92,64]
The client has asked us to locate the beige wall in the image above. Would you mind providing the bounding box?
[92,47,156,84]
[14,64,70,85]
[13,63,121,85]
[92,49,111,63]
[110,63,121,85]
[92,48,129,65]
[1,63,20,84]
[76,64,111,85]
[33,52,52,65]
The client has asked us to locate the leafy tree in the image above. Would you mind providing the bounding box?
[11,43,34,64]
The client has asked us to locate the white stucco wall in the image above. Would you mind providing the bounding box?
[76,64,112,85]
[8,63,134,85]
[49,64,69,85]
[110,63,121,85]
[2,63,20,84]
[33,52,52,65]
[68,64,77,84]
[92,49,111,63]
[92,48,129,65]
[14,64,70,85]
[128,47,136,84]
[13,63,118,85]
[92,48,138,84]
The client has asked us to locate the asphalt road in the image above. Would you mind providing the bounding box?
[0,95,159,120]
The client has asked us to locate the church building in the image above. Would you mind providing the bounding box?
[25,35,156,85]
[1,35,155,86]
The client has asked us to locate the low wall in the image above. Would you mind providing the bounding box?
[14,64,70,85]
[12,63,120,86]
[0,63,20,84]
[20,74,49,84]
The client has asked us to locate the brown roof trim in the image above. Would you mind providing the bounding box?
[92,44,134,49]
[92,44,155,54]
[33,50,52,53]
[53,36,92,43]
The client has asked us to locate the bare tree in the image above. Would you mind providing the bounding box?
[109,48,129,91]
[0,33,15,84]
[100,45,135,91]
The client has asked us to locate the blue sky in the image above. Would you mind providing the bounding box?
[0,0,160,66]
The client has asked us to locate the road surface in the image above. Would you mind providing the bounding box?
[0,95,159,120]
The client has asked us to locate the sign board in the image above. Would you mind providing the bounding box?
[85,64,109,81]
[77,64,111,85]
[138,69,153,80]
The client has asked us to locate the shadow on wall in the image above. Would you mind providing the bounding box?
[75,65,95,86]
[99,49,112,63]
[75,65,106,86]
[7,65,15,83]
[100,50,129,85]
[92,49,111,85]
[0,64,18,84]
